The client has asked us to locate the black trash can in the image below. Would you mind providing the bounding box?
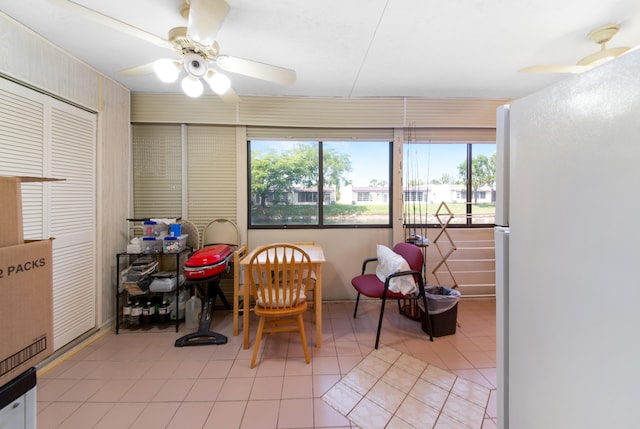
[418,286,461,337]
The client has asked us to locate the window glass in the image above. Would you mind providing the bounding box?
[467,144,496,225]
[249,140,391,227]
[403,143,496,225]
[322,141,390,225]
[249,141,319,226]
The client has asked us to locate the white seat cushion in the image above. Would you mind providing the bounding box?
[375,244,417,295]
[256,286,306,307]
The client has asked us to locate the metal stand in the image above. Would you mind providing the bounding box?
[174,275,229,347]
[432,202,459,288]
[116,251,185,334]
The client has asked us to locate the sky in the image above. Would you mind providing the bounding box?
[403,143,496,184]
[250,140,496,187]
[333,142,496,186]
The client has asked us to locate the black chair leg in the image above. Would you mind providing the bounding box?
[374,297,387,349]
[353,293,361,318]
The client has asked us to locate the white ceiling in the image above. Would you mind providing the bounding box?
[2,0,640,100]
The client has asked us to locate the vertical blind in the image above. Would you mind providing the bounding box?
[132,124,182,219]
[186,125,237,232]
[132,124,238,236]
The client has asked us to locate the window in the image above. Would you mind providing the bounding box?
[403,142,496,226]
[298,191,317,203]
[404,190,424,202]
[356,192,371,202]
[249,140,391,227]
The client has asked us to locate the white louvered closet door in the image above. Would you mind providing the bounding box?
[0,78,97,351]
[49,102,96,349]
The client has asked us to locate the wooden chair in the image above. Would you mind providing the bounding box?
[233,243,248,336]
[351,242,433,349]
[247,244,312,368]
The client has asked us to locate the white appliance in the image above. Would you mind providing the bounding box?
[495,48,640,429]
[494,104,510,429]
[0,368,36,429]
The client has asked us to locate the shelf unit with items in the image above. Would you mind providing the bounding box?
[115,250,189,334]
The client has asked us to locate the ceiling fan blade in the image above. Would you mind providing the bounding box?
[187,0,230,46]
[49,0,172,50]
[216,55,296,85]
[219,87,241,104]
[577,46,631,66]
[518,64,591,74]
[521,24,633,75]
[118,62,156,77]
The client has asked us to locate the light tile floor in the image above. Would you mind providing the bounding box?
[36,298,496,429]
[323,347,490,428]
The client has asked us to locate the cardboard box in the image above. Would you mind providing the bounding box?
[0,177,24,247]
[0,239,54,386]
[0,176,60,386]
[0,176,65,248]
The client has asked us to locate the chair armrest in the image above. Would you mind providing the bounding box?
[361,257,378,275]
[383,269,425,296]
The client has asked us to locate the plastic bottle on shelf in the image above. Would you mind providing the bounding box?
[166,293,175,320]
[185,294,202,330]
[171,288,187,321]
[130,300,142,327]
[122,299,132,326]
[157,300,169,323]
[142,300,155,325]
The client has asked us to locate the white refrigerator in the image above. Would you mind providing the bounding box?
[495,48,640,429]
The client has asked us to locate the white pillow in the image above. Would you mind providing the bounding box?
[375,244,417,295]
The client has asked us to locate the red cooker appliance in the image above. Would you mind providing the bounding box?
[176,244,233,348]
[184,244,233,280]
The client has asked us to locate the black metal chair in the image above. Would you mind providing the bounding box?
[352,242,433,349]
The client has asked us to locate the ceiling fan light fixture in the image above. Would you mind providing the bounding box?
[206,72,231,94]
[181,75,204,97]
[153,59,180,83]
[183,53,208,78]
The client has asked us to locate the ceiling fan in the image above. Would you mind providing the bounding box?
[519,23,632,74]
[50,0,297,102]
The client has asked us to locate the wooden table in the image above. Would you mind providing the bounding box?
[239,244,326,349]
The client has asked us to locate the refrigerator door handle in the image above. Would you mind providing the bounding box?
[495,227,509,429]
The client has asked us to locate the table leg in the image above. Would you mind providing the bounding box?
[315,263,322,348]
[243,280,250,349]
